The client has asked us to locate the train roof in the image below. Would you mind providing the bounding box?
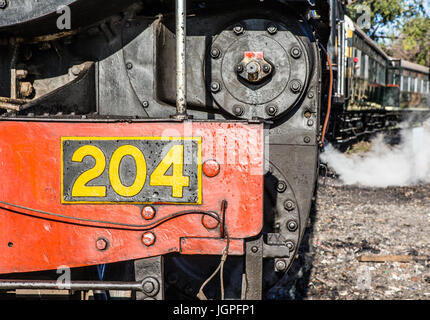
[398,59,429,75]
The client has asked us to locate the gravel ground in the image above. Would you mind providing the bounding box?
[270,177,430,300]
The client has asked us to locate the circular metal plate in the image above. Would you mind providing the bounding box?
[209,19,309,120]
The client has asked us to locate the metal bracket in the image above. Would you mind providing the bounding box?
[134,256,164,300]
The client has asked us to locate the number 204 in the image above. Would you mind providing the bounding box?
[71,144,190,198]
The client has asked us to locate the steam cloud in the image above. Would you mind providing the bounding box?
[320,118,430,187]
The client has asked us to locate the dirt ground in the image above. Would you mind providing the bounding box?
[269,177,430,300]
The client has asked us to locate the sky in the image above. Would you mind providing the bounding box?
[425,0,430,16]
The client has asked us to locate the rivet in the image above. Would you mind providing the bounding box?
[142,232,156,246]
[95,237,109,251]
[141,206,156,220]
[202,215,220,229]
[202,159,220,177]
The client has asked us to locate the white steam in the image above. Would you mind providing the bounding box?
[320,118,430,187]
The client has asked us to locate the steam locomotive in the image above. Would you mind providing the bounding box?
[0,0,427,300]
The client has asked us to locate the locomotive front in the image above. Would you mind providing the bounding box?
[0,0,324,299]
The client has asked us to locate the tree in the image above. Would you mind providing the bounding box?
[346,0,425,41]
[388,16,430,66]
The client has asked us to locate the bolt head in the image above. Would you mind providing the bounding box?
[290,46,302,58]
[251,246,259,253]
[233,105,244,116]
[266,105,278,117]
[286,241,295,251]
[263,64,271,73]
[210,47,220,59]
[236,64,244,73]
[284,200,295,211]
[95,238,108,251]
[0,0,7,9]
[210,81,220,93]
[287,220,298,232]
[142,101,149,108]
[275,260,287,271]
[143,281,155,294]
[141,206,156,220]
[277,180,287,193]
[290,80,302,93]
[126,62,133,70]
[233,25,244,35]
[307,119,314,127]
[304,136,311,143]
[267,24,278,34]
[142,232,156,246]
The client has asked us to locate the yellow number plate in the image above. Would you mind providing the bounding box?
[61,137,202,204]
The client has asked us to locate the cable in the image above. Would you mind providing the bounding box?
[0,200,220,231]
[197,200,229,301]
[318,42,333,148]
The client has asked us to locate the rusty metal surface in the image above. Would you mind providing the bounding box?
[0,120,264,274]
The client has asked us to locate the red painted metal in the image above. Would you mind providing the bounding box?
[0,121,264,274]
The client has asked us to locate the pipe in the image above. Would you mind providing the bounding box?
[174,0,188,119]
[0,279,144,291]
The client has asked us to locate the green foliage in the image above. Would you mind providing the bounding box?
[346,1,429,66]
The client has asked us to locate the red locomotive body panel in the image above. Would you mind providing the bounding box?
[0,121,264,274]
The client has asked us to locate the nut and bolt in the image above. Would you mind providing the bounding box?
[265,105,278,117]
[0,0,8,9]
[275,259,287,271]
[233,25,244,35]
[290,46,302,59]
[277,180,287,193]
[304,136,311,143]
[210,81,221,93]
[142,232,156,246]
[233,105,244,116]
[287,219,298,232]
[95,237,109,251]
[284,199,295,211]
[267,24,278,35]
[290,80,302,93]
[141,206,156,220]
[286,241,295,252]
[210,47,221,59]
[141,277,159,296]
